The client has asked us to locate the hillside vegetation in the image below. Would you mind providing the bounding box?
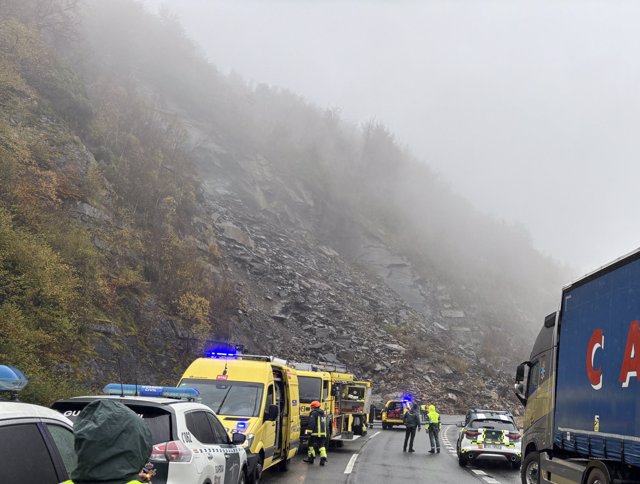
[0,0,568,407]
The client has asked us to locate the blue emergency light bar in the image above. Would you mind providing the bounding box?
[204,344,240,359]
[0,365,28,392]
[103,384,199,400]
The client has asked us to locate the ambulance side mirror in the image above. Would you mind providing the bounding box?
[267,404,279,421]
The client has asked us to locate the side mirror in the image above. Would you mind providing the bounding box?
[267,404,279,421]
[544,312,557,328]
[514,382,528,406]
[515,363,526,383]
[232,432,246,445]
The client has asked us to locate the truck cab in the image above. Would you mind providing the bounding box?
[515,249,640,484]
[296,369,331,436]
[179,352,300,483]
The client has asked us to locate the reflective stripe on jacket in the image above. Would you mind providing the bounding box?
[308,408,327,437]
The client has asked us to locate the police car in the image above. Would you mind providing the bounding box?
[0,365,76,484]
[456,410,522,469]
[52,384,248,484]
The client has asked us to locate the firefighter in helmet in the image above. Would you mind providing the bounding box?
[303,400,328,466]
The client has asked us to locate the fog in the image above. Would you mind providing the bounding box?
[145,0,640,274]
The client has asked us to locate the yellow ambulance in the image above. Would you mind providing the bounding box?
[179,350,300,483]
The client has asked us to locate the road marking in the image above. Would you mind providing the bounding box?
[483,478,500,484]
[369,431,381,439]
[472,470,487,475]
[344,453,359,474]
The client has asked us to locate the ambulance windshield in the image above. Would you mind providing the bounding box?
[181,379,263,417]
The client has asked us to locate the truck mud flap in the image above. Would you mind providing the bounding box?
[540,452,586,484]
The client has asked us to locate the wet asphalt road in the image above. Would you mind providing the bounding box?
[261,416,522,484]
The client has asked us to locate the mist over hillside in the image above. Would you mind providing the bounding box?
[0,0,569,409]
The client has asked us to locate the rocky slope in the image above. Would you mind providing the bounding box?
[171,118,530,413]
[0,0,564,413]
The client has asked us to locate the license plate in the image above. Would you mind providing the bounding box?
[485,444,502,449]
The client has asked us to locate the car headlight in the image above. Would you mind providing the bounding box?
[243,433,255,448]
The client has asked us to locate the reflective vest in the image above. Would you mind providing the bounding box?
[309,409,327,437]
[427,405,440,429]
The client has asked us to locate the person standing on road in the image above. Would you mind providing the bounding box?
[420,403,427,422]
[59,399,154,484]
[426,404,441,454]
[304,400,328,466]
[403,403,421,452]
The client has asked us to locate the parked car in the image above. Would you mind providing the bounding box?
[381,399,412,429]
[463,408,517,427]
[456,410,522,469]
[0,365,75,484]
[52,384,248,484]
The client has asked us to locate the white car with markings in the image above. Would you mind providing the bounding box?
[52,384,248,484]
[456,411,522,469]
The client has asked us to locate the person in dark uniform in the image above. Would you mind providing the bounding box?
[303,400,328,466]
[402,403,421,452]
[369,404,376,428]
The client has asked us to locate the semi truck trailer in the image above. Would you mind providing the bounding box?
[515,249,640,484]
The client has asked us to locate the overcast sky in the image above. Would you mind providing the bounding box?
[145,0,640,273]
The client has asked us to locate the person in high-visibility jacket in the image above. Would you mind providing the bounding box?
[303,400,328,466]
[59,399,153,484]
[426,404,441,454]
[420,403,428,422]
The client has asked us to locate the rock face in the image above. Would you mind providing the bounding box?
[180,125,528,414]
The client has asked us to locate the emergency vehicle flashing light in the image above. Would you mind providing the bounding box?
[204,345,241,359]
[0,365,28,392]
[103,384,199,400]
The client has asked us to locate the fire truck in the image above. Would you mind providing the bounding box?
[291,362,372,448]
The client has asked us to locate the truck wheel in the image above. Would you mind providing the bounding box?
[382,423,388,430]
[586,468,609,484]
[522,451,539,484]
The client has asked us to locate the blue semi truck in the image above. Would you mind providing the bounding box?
[515,249,640,484]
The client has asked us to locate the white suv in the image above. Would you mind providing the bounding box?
[456,412,522,469]
[0,401,76,484]
[0,364,76,484]
[53,385,248,484]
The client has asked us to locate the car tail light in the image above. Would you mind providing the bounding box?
[465,430,480,439]
[150,440,193,463]
[507,432,522,442]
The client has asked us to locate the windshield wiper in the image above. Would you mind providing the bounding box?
[217,386,233,414]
